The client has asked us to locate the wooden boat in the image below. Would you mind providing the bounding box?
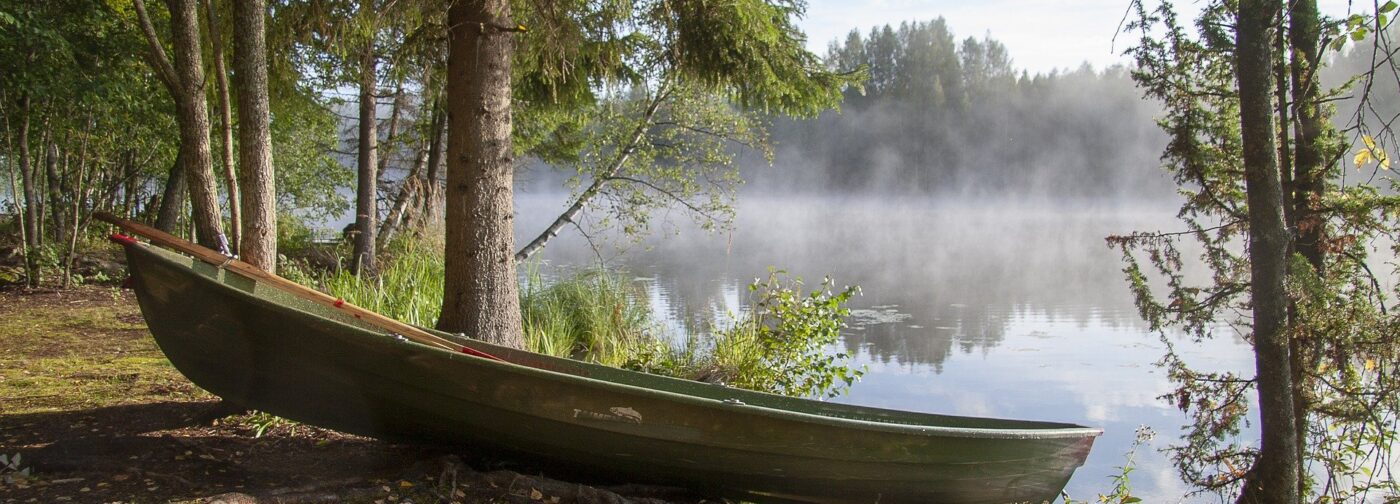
[115,239,1101,504]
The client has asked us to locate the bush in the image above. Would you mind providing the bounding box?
[707,271,864,398]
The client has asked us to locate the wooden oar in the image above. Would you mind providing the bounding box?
[94,212,505,362]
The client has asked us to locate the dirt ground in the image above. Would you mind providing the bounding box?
[0,288,711,504]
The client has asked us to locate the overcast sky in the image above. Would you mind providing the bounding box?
[798,0,1364,75]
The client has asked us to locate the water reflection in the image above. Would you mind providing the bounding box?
[514,193,1250,501]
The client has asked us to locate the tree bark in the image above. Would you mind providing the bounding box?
[17,95,40,286]
[437,0,524,348]
[1287,0,1327,493]
[1234,1,1301,503]
[232,0,278,272]
[352,36,378,274]
[1290,0,1326,274]
[155,149,187,232]
[378,146,426,245]
[205,0,241,254]
[134,0,225,248]
[422,95,445,226]
[168,0,224,248]
[62,117,93,290]
[45,138,64,249]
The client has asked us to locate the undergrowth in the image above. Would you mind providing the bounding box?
[291,234,863,399]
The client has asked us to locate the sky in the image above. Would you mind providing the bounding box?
[798,0,1364,75]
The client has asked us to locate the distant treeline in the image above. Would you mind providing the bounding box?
[753,19,1174,201]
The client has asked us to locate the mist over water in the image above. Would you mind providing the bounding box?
[514,187,1254,500]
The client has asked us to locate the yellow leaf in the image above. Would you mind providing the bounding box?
[1363,134,1377,150]
[1380,150,1392,170]
[398,480,414,489]
[1355,149,1374,168]
[1365,358,1376,371]
[530,488,543,500]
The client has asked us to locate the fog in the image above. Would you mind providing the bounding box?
[748,66,1174,202]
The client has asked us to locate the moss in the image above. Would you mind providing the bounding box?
[0,288,210,415]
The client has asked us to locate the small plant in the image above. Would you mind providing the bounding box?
[710,270,864,398]
[241,411,299,438]
[1063,426,1155,504]
[0,453,32,484]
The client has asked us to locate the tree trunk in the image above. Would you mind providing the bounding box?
[437,0,524,348]
[1290,0,1325,274]
[205,0,241,254]
[168,0,224,248]
[63,118,92,290]
[17,95,40,286]
[45,139,65,249]
[422,95,445,226]
[155,149,187,232]
[131,0,226,248]
[1287,0,1327,493]
[232,0,278,272]
[1234,1,1301,502]
[378,146,426,244]
[378,86,404,181]
[352,38,378,274]
[124,149,139,218]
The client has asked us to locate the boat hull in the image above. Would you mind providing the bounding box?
[121,243,1099,504]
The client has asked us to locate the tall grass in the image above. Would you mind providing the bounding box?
[289,233,861,398]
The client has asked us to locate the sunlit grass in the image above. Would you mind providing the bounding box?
[295,233,859,398]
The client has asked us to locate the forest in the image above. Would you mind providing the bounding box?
[2,0,1400,503]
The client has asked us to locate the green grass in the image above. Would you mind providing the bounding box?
[295,234,861,398]
[0,289,209,415]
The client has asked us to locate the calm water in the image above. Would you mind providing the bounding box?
[516,193,1255,501]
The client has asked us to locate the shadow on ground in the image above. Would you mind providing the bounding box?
[1,397,706,504]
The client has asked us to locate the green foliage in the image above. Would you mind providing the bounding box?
[545,81,768,248]
[1116,0,1400,500]
[313,236,861,399]
[239,411,301,439]
[707,271,864,398]
[316,235,446,328]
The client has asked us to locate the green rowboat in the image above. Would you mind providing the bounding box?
[117,240,1100,504]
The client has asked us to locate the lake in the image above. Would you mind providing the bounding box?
[515,192,1256,501]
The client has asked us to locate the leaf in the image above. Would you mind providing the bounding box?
[1355,149,1374,168]
[1381,0,1398,13]
[530,488,544,500]
[1364,135,1377,150]
[1365,358,1376,371]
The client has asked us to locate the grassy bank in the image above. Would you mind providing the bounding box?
[298,235,863,399]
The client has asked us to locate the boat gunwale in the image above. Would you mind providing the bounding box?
[127,242,1104,441]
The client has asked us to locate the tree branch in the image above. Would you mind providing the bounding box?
[132,0,180,92]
